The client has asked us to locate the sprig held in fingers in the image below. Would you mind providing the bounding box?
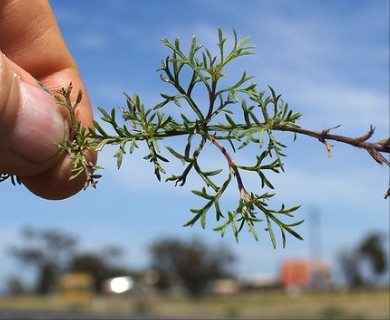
[3,29,389,247]
[55,83,102,189]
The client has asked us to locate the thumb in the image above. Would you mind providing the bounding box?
[0,53,67,177]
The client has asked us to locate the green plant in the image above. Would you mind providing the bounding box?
[2,29,389,247]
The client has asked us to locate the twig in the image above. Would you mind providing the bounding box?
[208,136,250,200]
[273,123,390,165]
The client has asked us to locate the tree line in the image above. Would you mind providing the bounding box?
[4,227,388,297]
[5,227,235,297]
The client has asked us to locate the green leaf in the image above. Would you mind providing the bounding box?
[166,146,185,163]
[266,216,277,249]
[225,114,237,127]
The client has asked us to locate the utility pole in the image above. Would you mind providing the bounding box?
[309,209,322,262]
[308,209,324,291]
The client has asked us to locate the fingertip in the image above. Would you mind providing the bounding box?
[20,149,97,200]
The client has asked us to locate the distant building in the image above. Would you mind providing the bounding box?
[209,274,280,294]
[57,272,94,306]
[239,273,280,291]
[281,260,330,292]
[209,279,240,295]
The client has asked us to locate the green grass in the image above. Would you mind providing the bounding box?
[0,289,389,319]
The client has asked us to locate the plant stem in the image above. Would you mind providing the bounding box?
[273,123,390,165]
[208,135,250,200]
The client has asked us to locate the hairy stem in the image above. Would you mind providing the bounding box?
[273,123,390,165]
[208,135,249,200]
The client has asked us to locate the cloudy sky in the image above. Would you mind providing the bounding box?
[1,0,389,290]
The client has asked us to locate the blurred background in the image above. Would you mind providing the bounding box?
[0,0,389,319]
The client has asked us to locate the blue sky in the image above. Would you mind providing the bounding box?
[1,0,389,291]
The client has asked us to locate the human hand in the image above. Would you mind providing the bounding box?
[0,0,96,200]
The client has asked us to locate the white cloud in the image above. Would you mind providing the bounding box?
[224,2,390,135]
[75,32,111,49]
[273,166,387,205]
[283,79,389,132]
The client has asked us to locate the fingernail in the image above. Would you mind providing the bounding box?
[9,79,68,162]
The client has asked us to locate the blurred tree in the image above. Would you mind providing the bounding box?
[8,227,77,295]
[150,237,235,296]
[339,250,364,289]
[358,233,388,286]
[68,247,130,293]
[339,232,388,289]
[6,275,25,296]
[8,228,131,295]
